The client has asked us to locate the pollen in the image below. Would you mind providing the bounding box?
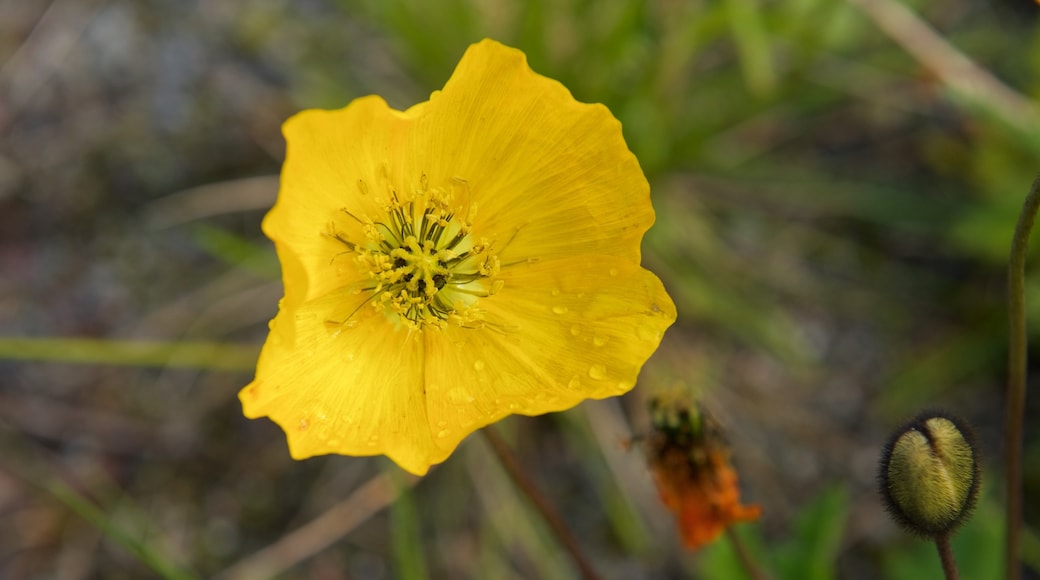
[328,175,499,330]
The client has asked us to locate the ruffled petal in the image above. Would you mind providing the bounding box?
[406,39,653,264]
[264,96,421,307]
[240,288,442,476]
[421,257,675,448]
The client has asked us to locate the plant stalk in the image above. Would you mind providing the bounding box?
[481,426,602,580]
[1006,174,1040,580]
[936,533,960,580]
[725,526,767,580]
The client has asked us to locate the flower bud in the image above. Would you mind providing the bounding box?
[878,411,980,538]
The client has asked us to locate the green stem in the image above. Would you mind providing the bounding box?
[1006,174,1040,580]
[936,533,960,580]
[481,426,603,580]
[725,527,767,580]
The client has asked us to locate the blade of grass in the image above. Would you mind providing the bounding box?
[390,467,429,580]
[45,480,196,580]
[723,0,777,97]
[0,337,259,371]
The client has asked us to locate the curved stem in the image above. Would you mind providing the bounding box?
[725,527,767,580]
[936,533,960,580]
[481,426,603,580]
[1006,174,1040,580]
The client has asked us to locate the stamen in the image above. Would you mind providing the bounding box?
[326,175,501,330]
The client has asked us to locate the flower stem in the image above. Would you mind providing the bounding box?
[936,533,960,580]
[724,527,768,580]
[1007,174,1040,580]
[481,426,603,580]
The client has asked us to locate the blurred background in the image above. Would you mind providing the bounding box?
[1,0,1039,578]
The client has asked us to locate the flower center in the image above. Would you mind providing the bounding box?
[327,175,500,330]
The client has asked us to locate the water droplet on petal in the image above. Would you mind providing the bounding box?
[569,325,581,336]
[473,360,485,371]
[636,324,661,342]
[551,289,561,296]
[437,429,450,438]
[609,268,619,277]
[593,335,608,347]
[508,402,519,410]
[588,364,607,380]
[552,305,569,315]
[437,420,448,428]
[327,438,341,447]
[270,334,283,345]
[568,376,581,389]
[298,419,309,431]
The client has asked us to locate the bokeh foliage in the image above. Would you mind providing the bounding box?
[1,0,1039,578]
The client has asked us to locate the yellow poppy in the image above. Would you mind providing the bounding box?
[240,39,676,475]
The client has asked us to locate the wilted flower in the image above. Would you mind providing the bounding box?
[646,393,761,549]
[240,39,675,475]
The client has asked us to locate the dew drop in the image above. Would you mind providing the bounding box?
[316,430,330,442]
[270,334,283,345]
[569,325,581,336]
[609,268,619,277]
[437,429,450,438]
[588,364,607,380]
[490,279,505,294]
[437,420,448,428]
[298,419,309,432]
[508,402,519,410]
[327,438,341,447]
[552,305,569,315]
[568,376,581,389]
[593,335,608,347]
[551,288,561,296]
[636,324,661,342]
[473,360,485,371]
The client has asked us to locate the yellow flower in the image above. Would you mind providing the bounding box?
[240,39,676,475]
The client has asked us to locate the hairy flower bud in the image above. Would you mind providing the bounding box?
[878,411,980,538]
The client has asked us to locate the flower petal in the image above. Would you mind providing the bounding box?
[407,39,653,264]
[421,257,675,449]
[264,96,420,307]
[239,288,443,476]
